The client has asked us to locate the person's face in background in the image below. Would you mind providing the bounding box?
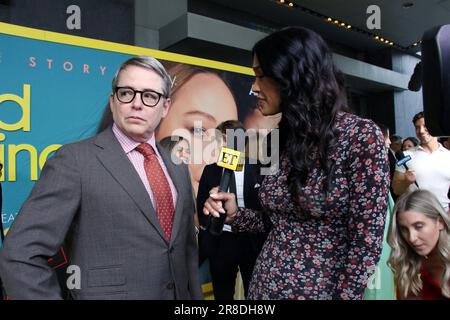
[156,72,238,196]
[414,117,433,145]
[397,210,444,257]
[173,139,190,164]
[390,141,402,153]
[402,139,416,151]
[251,55,281,116]
[110,65,170,142]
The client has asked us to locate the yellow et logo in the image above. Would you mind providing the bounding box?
[217,147,244,171]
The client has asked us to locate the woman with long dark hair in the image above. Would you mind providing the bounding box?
[203,27,390,299]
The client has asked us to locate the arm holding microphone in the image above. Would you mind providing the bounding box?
[204,147,242,236]
[203,147,268,234]
[392,150,419,196]
[203,186,238,225]
[203,188,268,233]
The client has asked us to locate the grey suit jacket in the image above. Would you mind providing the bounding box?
[0,128,202,300]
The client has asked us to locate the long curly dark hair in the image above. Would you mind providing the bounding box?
[253,27,349,196]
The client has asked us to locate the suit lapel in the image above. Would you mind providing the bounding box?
[93,129,167,241]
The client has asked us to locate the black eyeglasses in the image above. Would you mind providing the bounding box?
[115,87,166,107]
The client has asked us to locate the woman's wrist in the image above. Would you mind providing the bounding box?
[225,207,239,224]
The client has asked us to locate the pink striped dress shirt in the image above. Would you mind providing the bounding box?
[112,124,178,209]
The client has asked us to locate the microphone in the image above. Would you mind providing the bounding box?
[395,150,419,188]
[208,146,244,236]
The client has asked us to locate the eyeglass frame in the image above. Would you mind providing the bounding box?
[114,86,168,107]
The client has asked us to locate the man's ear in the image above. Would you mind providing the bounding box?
[109,95,114,113]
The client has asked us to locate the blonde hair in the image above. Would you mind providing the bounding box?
[387,190,450,298]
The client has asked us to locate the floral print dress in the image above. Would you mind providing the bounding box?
[231,112,390,300]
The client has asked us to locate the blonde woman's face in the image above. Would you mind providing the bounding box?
[397,210,444,257]
[156,72,238,196]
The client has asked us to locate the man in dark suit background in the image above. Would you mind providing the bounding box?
[0,56,202,300]
[197,120,270,300]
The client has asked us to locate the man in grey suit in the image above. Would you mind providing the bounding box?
[0,56,202,300]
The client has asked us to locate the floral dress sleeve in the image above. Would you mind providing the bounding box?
[335,119,390,299]
[230,208,267,233]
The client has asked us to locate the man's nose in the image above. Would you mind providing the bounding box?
[131,92,144,108]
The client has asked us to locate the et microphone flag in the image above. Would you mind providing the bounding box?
[208,147,244,236]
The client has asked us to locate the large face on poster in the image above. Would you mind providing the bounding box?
[155,61,280,196]
[0,23,279,236]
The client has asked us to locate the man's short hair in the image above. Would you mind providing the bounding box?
[111,56,172,97]
[390,135,403,144]
[412,111,424,125]
[216,120,247,152]
[216,120,246,135]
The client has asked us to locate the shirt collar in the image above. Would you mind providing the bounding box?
[112,123,158,155]
[416,143,447,153]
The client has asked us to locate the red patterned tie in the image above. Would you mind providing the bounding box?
[135,143,174,241]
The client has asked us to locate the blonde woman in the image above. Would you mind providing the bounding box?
[388,189,450,299]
